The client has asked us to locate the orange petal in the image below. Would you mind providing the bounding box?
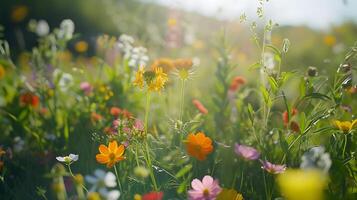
[99,145,109,154]
[109,141,118,152]
[115,145,125,156]
[96,154,109,164]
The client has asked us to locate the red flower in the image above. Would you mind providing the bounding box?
[282,108,298,126]
[121,109,132,119]
[192,99,208,115]
[289,121,300,133]
[20,92,40,107]
[229,76,247,92]
[91,112,103,123]
[142,191,164,200]
[110,107,122,117]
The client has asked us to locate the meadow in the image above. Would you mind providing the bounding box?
[0,0,356,199]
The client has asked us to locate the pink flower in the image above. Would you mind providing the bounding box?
[80,82,92,95]
[188,175,221,200]
[134,119,144,131]
[234,143,260,160]
[260,160,286,174]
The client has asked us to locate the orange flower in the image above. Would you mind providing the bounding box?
[229,76,246,92]
[91,112,103,123]
[20,92,40,107]
[96,141,125,168]
[185,132,213,161]
[110,107,122,117]
[282,108,298,126]
[192,99,208,115]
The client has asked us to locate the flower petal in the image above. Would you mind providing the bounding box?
[99,145,110,154]
[191,179,204,191]
[109,141,118,152]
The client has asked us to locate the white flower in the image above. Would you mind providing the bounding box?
[300,146,331,173]
[56,154,79,164]
[85,169,120,200]
[36,20,49,37]
[117,34,134,59]
[13,136,25,153]
[57,19,75,40]
[128,46,149,68]
[53,69,73,91]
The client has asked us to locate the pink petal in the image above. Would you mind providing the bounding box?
[191,179,204,191]
[202,175,214,187]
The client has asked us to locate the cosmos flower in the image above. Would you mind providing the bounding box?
[185,132,213,161]
[80,81,92,95]
[188,175,222,200]
[333,119,357,133]
[192,99,208,115]
[96,141,125,168]
[260,160,286,174]
[56,154,78,164]
[234,143,260,160]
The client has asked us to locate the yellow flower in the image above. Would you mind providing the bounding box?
[96,141,125,168]
[151,58,175,73]
[133,66,145,89]
[134,194,142,200]
[217,188,244,200]
[333,119,357,133]
[75,41,89,53]
[0,64,5,80]
[323,35,336,47]
[87,192,102,200]
[148,67,168,92]
[167,18,177,27]
[277,169,327,200]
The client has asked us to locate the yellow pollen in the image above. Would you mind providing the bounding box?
[203,188,210,197]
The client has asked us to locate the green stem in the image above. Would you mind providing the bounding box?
[67,165,88,193]
[262,170,269,200]
[342,134,348,159]
[144,92,151,136]
[114,164,123,193]
[179,79,186,122]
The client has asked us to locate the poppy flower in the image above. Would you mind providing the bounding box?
[142,191,164,200]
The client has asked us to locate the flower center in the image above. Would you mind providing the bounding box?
[109,153,116,161]
[203,188,210,197]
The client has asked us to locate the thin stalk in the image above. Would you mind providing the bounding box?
[144,92,151,135]
[342,134,348,159]
[67,165,88,193]
[262,170,269,200]
[114,164,123,192]
[179,79,186,122]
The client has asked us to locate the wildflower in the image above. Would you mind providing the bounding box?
[151,58,175,73]
[174,58,193,70]
[333,119,357,133]
[53,69,73,92]
[110,107,122,118]
[11,5,28,22]
[277,169,327,200]
[229,76,247,92]
[91,112,103,123]
[289,121,300,133]
[260,160,286,174]
[80,81,92,95]
[20,92,40,108]
[323,35,336,47]
[75,40,88,53]
[56,154,78,165]
[141,191,164,200]
[36,20,50,37]
[85,169,120,200]
[96,140,125,168]
[57,19,75,40]
[148,67,168,92]
[128,47,149,68]
[121,109,132,119]
[300,146,331,174]
[13,136,25,153]
[192,99,208,115]
[134,119,144,131]
[134,166,150,178]
[216,188,244,200]
[188,175,222,200]
[0,64,5,80]
[185,132,213,161]
[234,143,260,160]
[282,108,298,126]
[117,34,134,59]
[87,192,101,200]
[133,66,145,89]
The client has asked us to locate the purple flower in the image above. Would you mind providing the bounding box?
[80,82,92,95]
[260,160,286,174]
[188,175,221,200]
[234,143,260,160]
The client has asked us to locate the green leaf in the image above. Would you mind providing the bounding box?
[303,93,331,101]
[248,62,261,71]
[175,164,192,179]
[266,44,281,57]
[247,103,255,125]
[268,76,279,93]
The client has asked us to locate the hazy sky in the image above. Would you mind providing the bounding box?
[150,0,357,29]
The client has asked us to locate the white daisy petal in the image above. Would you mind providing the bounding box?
[105,172,117,188]
[94,169,106,179]
[56,157,65,162]
[107,190,120,200]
